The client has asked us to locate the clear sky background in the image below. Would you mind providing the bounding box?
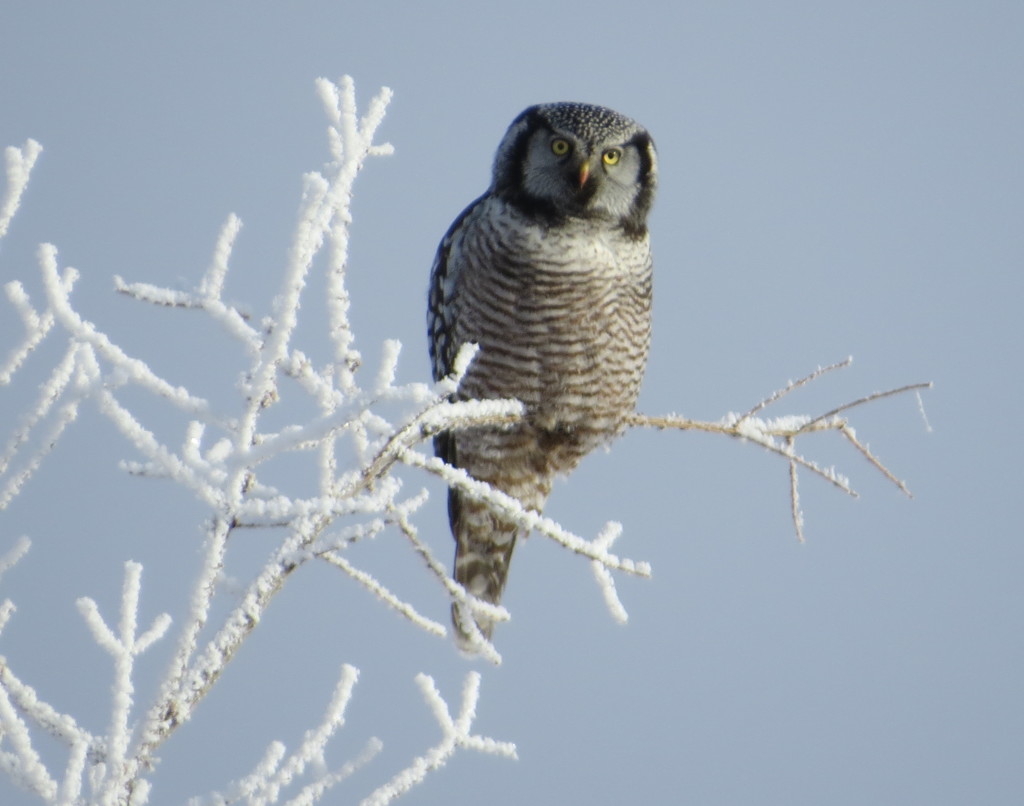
[1,2,1021,804]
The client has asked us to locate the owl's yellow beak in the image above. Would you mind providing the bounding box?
[578,161,590,188]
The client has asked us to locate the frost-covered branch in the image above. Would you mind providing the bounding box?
[74,562,171,805]
[0,140,41,241]
[0,537,29,636]
[193,665,383,806]
[318,487,448,637]
[360,673,516,806]
[2,76,514,805]
[0,268,76,386]
[628,358,932,540]
[0,73,549,804]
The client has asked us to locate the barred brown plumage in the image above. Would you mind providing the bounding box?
[427,102,657,649]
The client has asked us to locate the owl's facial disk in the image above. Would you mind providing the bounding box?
[516,129,644,222]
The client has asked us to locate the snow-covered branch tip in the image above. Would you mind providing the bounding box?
[0,535,30,580]
[1,139,42,241]
[195,664,383,806]
[360,672,516,806]
[75,562,171,802]
[591,522,630,624]
[629,357,932,540]
[0,538,30,635]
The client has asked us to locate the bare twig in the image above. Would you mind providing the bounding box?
[798,382,933,432]
[737,357,853,422]
[786,436,804,542]
[628,361,931,540]
[840,424,912,497]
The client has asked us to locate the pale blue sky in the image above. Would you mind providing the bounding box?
[1,2,1022,804]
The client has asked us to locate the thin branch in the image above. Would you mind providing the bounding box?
[590,522,630,624]
[798,382,933,433]
[0,269,75,384]
[0,660,103,762]
[786,436,805,543]
[388,500,505,665]
[359,673,516,806]
[318,550,447,636]
[406,449,652,576]
[629,373,930,501]
[840,424,912,497]
[626,362,930,540]
[38,245,226,426]
[737,357,852,422]
[0,535,30,580]
[630,411,858,496]
[332,395,522,502]
[135,525,310,768]
[0,140,43,240]
[0,665,58,801]
[0,344,87,510]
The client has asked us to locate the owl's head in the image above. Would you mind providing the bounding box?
[491,102,657,237]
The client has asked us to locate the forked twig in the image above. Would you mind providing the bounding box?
[798,382,934,433]
[839,424,912,496]
[628,361,931,540]
[738,357,852,422]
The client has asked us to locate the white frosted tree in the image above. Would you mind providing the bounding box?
[0,77,928,804]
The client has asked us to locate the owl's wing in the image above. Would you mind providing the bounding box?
[427,193,489,382]
[428,194,490,467]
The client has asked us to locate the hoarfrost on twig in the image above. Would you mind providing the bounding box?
[193,665,382,806]
[75,562,171,804]
[591,523,631,624]
[0,139,42,241]
[0,536,30,581]
[360,673,516,806]
[630,361,931,539]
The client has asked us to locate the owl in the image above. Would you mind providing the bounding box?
[427,102,657,647]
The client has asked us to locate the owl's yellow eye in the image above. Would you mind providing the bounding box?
[602,149,622,166]
[550,138,571,156]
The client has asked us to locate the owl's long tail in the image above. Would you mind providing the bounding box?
[447,475,550,650]
[449,489,520,643]
[435,427,554,649]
